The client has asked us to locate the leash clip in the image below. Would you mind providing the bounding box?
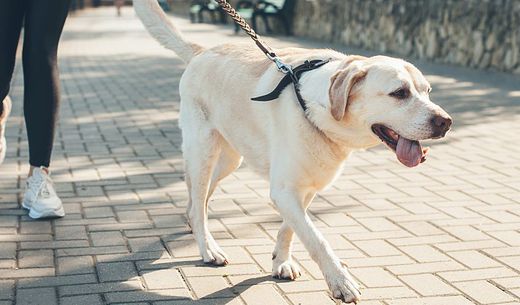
[268,55,293,75]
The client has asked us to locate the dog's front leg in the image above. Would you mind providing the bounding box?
[272,221,301,280]
[271,187,361,304]
[272,192,314,280]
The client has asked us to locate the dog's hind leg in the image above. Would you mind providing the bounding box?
[183,126,229,266]
[207,140,242,200]
[272,192,314,280]
[185,141,241,233]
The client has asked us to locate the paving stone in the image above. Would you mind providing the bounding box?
[387,235,457,246]
[18,250,54,268]
[399,274,458,296]
[187,276,234,298]
[20,240,89,250]
[18,274,98,288]
[16,287,57,305]
[97,251,168,263]
[345,255,414,268]
[356,217,401,232]
[141,269,185,290]
[399,245,450,263]
[0,243,15,259]
[59,280,143,296]
[492,277,520,289]
[220,246,255,264]
[90,231,126,246]
[483,246,520,257]
[0,260,14,269]
[0,216,17,228]
[386,296,475,305]
[240,285,289,305]
[0,268,55,279]
[226,224,268,239]
[57,256,94,275]
[128,237,165,252]
[438,267,518,282]
[97,261,138,282]
[117,211,149,223]
[20,222,52,234]
[448,250,502,269]
[488,231,520,247]
[151,215,186,228]
[54,226,88,240]
[60,294,103,305]
[353,240,401,257]
[397,221,444,236]
[56,246,129,257]
[182,264,261,277]
[0,234,51,242]
[441,225,491,241]
[453,280,516,304]
[0,280,14,300]
[276,279,329,293]
[154,299,244,305]
[350,267,403,288]
[362,286,418,300]
[286,291,336,305]
[84,207,115,218]
[104,289,191,303]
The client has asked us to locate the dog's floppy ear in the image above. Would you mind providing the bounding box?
[329,61,367,121]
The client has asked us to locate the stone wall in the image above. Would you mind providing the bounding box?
[292,0,520,74]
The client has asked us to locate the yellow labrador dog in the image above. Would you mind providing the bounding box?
[134,0,452,303]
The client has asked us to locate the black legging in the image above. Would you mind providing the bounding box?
[0,0,70,168]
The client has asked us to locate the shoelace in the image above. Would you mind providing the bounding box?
[26,172,48,201]
[41,181,51,198]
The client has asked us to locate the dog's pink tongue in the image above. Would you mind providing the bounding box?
[396,137,423,168]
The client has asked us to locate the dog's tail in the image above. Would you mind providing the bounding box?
[133,0,202,63]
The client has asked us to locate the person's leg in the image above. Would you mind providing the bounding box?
[0,1,25,165]
[0,97,12,165]
[116,0,123,17]
[23,0,70,171]
[0,0,25,111]
[22,0,69,219]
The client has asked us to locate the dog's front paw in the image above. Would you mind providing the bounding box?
[325,266,361,304]
[202,242,229,266]
[272,259,301,280]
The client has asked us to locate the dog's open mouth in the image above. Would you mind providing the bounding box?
[371,124,429,168]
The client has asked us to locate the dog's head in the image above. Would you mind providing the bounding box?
[328,55,452,167]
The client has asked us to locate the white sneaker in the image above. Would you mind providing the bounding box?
[22,167,65,219]
[0,96,11,165]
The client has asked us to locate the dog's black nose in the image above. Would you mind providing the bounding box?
[431,114,452,138]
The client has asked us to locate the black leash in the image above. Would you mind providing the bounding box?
[215,0,330,113]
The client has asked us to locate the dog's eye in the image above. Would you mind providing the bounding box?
[389,88,410,99]
[428,87,432,93]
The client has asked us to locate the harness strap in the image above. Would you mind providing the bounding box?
[252,59,331,112]
[215,0,330,116]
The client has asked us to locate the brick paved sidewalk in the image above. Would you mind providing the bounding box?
[1,6,520,305]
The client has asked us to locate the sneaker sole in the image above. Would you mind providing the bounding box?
[28,205,65,219]
[21,200,31,210]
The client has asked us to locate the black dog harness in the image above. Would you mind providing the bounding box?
[251,59,331,112]
[214,0,330,115]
